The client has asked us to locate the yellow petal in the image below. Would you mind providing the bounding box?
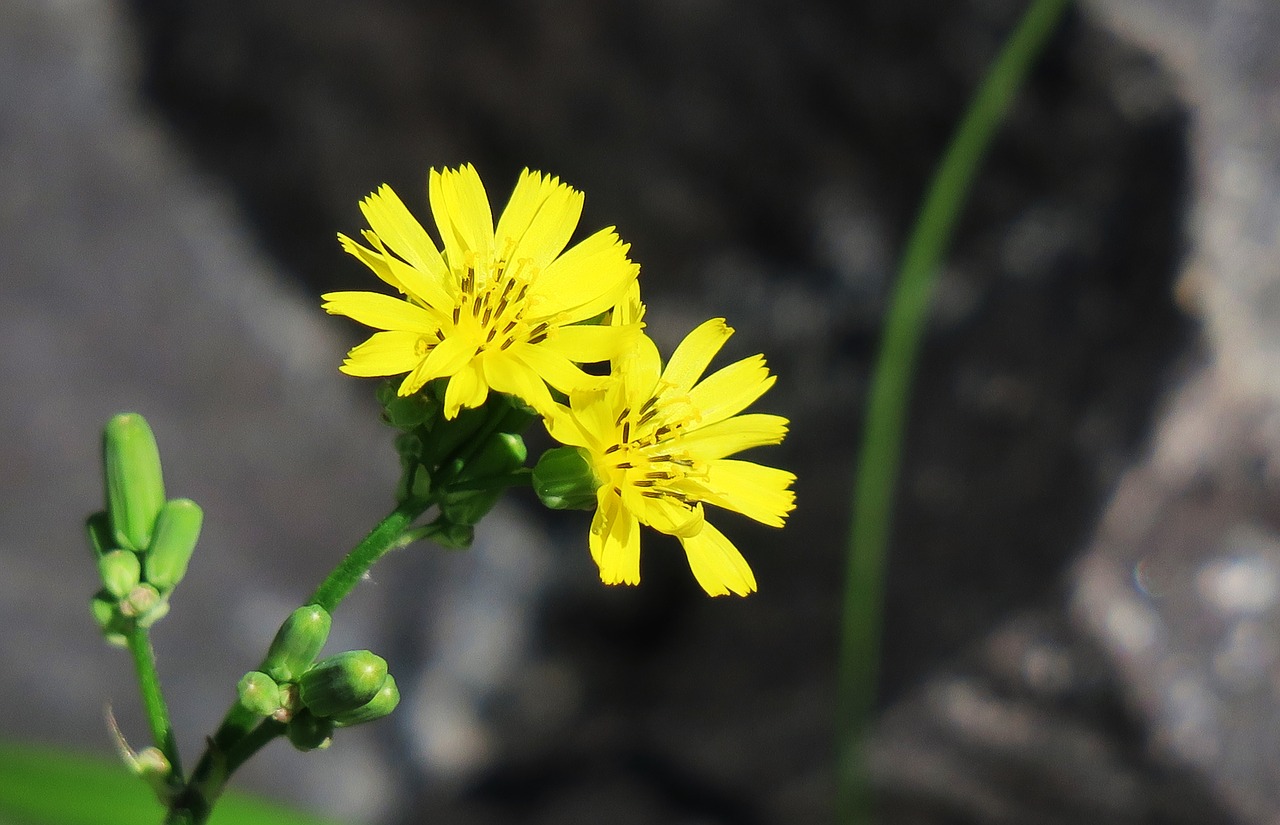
[364,230,455,316]
[429,165,494,267]
[662,318,733,393]
[611,282,645,327]
[443,359,489,418]
[339,331,424,377]
[481,351,556,416]
[542,403,592,449]
[617,334,662,408]
[494,170,584,271]
[679,522,756,597]
[567,387,621,452]
[698,459,796,527]
[538,323,641,365]
[675,413,789,459]
[321,291,439,333]
[358,185,450,280]
[515,343,607,394]
[533,228,638,318]
[635,493,704,538]
[590,491,641,586]
[397,334,476,396]
[687,355,776,427]
[339,233,405,294]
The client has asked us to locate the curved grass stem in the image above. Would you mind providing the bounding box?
[837,0,1072,820]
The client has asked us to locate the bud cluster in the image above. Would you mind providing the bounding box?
[89,414,203,644]
[379,380,535,548]
[238,604,400,751]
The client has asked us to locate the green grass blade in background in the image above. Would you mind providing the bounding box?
[837,0,1072,821]
[0,742,345,825]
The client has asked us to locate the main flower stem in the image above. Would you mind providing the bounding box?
[837,0,1071,821]
[126,626,184,785]
[308,497,433,613]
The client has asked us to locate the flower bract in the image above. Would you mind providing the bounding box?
[323,165,641,417]
[545,319,795,596]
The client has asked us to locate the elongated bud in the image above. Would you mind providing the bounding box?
[237,671,282,717]
[419,404,488,466]
[332,674,400,727]
[261,605,332,683]
[144,499,203,590]
[98,550,141,599]
[298,650,387,718]
[533,446,600,510]
[133,747,174,801]
[286,709,334,752]
[103,414,167,552]
[86,511,114,557]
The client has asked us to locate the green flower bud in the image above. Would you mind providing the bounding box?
[144,499,203,591]
[421,517,475,549]
[298,650,388,718]
[285,709,334,752]
[332,674,400,727]
[91,591,129,647]
[103,413,166,552]
[237,671,282,717]
[261,604,332,683]
[85,511,114,557]
[98,549,142,599]
[533,446,601,510]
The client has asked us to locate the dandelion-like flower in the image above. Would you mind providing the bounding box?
[323,165,641,417]
[545,319,796,596]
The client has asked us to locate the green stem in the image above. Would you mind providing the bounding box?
[837,0,1070,821]
[126,626,184,785]
[308,497,433,613]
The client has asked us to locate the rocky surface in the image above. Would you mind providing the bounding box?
[4,0,1278,823]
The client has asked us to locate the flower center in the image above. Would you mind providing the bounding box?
[600,394,703,505]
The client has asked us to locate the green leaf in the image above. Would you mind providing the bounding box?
[0,741,346,825]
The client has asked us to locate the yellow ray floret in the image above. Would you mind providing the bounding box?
[323,165,642,417]
[546,319,796,596]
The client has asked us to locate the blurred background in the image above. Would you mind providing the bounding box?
[3,0,1279,822]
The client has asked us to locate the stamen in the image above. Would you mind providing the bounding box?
[452,306,461,325]
[485,327,498,343]
[639,396,658,414]
[499,338,514,350]
[481,306,493,326]
[615,407,631,426]
[621,421,631,442]
[614,462,633,469]
[637,407,660,426]
[603,444,622,455]
[633,479,655,488]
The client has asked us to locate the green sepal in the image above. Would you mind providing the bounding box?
[298,650,388,718]
[332,674,400,727]
[420,517,475,549]
[102,413,166,552]
[118,584,168,627]
[85,511,114,557]
[144,499,203,591]
[456,432,527,484]
[90,590,129,647]
[261,604,332,683]
[237,671,282,717]
[381,386,439,430]
[396,463,432,505]
[419,404,489,467]
[98,550,141,599]
[532,446,601,510]
[285,709,334,752]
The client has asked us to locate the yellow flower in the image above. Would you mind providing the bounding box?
[546,319,795,596]
[323,165,641,418]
